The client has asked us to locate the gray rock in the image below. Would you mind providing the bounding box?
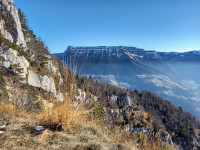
[193,140,199,147]
[168,137,173,146]
[56,92,64,101]
[75,89,86,101]
[0,48,30,78]
[59,75,63,85]
[46,60,57,74]
[28,70,56,94]
[0,0,26,47]
[0,19,13,43]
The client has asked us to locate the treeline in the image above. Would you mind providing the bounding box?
[137,91,199,148]
[72,74,200,149]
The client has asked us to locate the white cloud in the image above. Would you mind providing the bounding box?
[91,74,130,88]
[181,80,199,90]
[137,74,187,90]
[162,90,188,100]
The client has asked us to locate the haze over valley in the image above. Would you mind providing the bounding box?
[56,46,200,120]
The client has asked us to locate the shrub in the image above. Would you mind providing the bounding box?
[0,56,5,61]
[3,23,11,31]
[0,32,18,50]
[0,70,8,100]
[38,95,90,131]
[0,101,13,114]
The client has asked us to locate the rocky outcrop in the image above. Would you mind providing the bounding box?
[0,48,29,78]
[46,59,64,88]
[27,70,64,101]
[46,60,57,74]
[110,95,134,108]
[75,89,86,102]
[28,70,56,94]
[0,0,26,47]
[0,0,64,101]
[56,92,64,101]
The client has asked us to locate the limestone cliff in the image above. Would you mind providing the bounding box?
[0,0,64,102]
[0,0,26,47]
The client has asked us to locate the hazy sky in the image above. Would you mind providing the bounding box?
[15,0,200,53]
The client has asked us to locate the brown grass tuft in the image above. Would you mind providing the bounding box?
[0,101,14,114]
[38,96,90,131]
[38,129,53,141]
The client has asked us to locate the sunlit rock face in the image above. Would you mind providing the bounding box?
[0,0,26,47]
[27,69,64,101]
[27,70,56,95]
[0,0,66,100]
[0,48,29,78]
[46,59,57,74]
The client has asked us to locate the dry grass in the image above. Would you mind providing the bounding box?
[36,63,90,131]
[0,95,174,150]
[38,95,90,131]
[0,99,173,150]
[0,65,172,150]
[0,100,34,121]
[0,101,13,114]
[98,125,174,150]
[0,98,135,150]
[0,114,126,150]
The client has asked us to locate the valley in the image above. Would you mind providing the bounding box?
[56,46,200,120]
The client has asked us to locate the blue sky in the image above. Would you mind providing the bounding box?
[15,0,200,53]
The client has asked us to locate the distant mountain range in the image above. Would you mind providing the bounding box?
[55,46,200,120]
[56,46,200,63]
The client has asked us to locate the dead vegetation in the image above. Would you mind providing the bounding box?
[0,65,174,150]
[0,115,122,150]
[0,98,175,150]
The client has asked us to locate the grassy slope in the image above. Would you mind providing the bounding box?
[0,118,119,150]
[0,103,137,150]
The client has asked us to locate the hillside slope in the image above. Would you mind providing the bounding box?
[0,0,65,104]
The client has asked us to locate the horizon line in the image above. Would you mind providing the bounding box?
[57,45,200,53]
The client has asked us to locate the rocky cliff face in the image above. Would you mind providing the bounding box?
[0,48,29,78]
[28,70,56,94]
[0,0,26,47]
[0,0,64,102]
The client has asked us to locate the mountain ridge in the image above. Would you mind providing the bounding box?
[55,46,200,63]
[55,45,200,122]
